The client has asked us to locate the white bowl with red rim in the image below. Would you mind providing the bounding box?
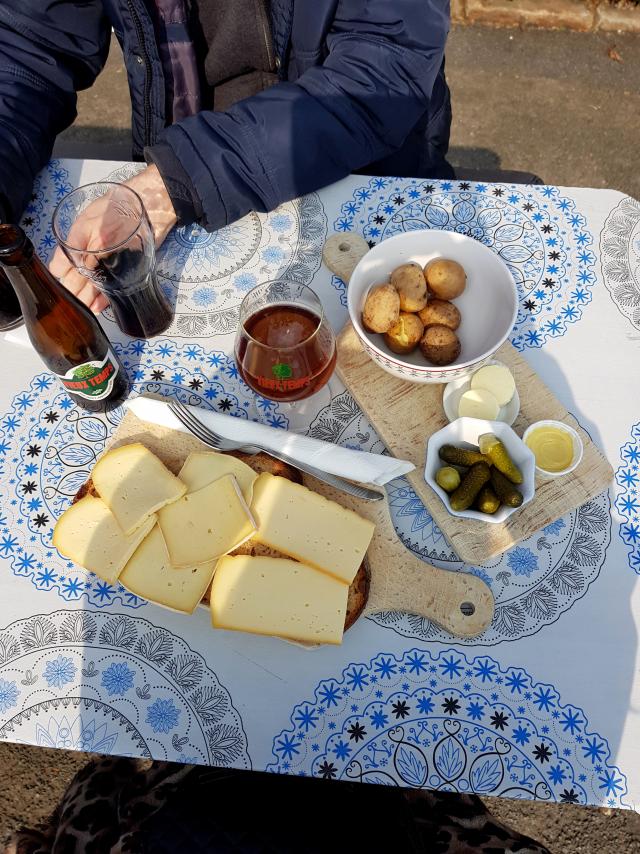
[346,230,519,384]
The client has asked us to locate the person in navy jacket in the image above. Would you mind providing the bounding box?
[0,0,452,310]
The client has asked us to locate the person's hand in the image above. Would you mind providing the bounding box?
[49,165,178,313]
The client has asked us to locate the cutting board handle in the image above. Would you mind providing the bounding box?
[323,233,370,285]
[364,496,494,638]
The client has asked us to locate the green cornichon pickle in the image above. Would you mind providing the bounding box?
[491,468,524,508]
[435,466,461,493]
[438,444,489,468]
[449,462,491,512]
[475,485,501,515]
[478,433,523,484]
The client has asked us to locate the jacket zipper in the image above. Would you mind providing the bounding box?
[254,0,276,73]
[126,0,153,148]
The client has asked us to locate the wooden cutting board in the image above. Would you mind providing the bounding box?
[106,408,494,638]
[305,475,493,637]
[324,234,614,565]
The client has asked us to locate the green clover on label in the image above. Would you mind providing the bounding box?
[272,363,293,379]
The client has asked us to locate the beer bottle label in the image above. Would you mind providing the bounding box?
[58,349,120,400]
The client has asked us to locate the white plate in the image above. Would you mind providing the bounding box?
[442,360,520,426]
[424,418,536,524]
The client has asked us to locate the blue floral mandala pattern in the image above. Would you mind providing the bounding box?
[600,195,640,330]
[332,178,596,350]
[0,610,249,767]
[0,340,285,609]
[19,160,73,262]
[267,648,627,809]
[614,421,640,573]
[308,393,611,645]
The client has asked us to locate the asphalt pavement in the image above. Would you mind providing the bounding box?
[3,22,640,853]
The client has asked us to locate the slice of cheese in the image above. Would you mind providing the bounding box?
[211,554,348,644]
[158,473,256,567]
[53,495,155,585]
[470,364,516,407]
[250,473,375,584]
[178,451,256,503]
[120,525,215,614]
[92,443,186,535]
[458,388,500,421]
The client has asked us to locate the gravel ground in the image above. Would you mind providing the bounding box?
[3,22,639,853]
[0,741,639,851]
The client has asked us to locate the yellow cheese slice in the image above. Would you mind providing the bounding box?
[158,473,256,567]
[458,388,500,420]
[52,495,155,585]
[250,473,375,584]
[178,451,256,503]
[211,554,348,644]
[92,443,186,535]
[470,364,516,407]
[120,525,216,614]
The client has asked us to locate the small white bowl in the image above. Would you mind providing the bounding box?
[442,360,520,426]
[347,229,518,384]
[425,418,536,524]
[522,420,584,479]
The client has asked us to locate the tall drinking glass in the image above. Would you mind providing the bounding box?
[53,182,173,339]
[235,282,336,429]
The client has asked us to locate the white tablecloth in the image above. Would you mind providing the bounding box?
[1,158,639,812]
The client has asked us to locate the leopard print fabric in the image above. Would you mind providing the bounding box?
[4,758,550,854]
[4,758,191,854]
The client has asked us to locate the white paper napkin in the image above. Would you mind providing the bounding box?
[127,396,414,486]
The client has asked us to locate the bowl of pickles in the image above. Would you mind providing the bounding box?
[425,418,536,524]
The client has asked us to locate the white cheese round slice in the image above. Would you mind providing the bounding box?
[470,364,516,407]
[458,388,500,421]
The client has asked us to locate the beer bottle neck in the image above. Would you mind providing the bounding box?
[0,225,68,315]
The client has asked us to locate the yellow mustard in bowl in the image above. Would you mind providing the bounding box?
[525,426,573,472]
[522,420,583,478]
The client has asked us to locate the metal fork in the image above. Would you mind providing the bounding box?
[168,400,384,502]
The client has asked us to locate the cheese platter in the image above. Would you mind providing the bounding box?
[53,405,494,643]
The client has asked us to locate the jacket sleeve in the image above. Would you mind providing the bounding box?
[0,1,110,221]
[148,0,449,232]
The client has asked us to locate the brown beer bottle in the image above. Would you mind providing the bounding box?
[0,224,129,412]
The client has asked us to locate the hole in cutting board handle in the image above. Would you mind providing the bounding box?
[460,602,475,616]
[339,241,351,252]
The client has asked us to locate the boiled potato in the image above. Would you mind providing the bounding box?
[362,283,400,333]
[384,312,424,355]
[424,259,466,300]
[418,299,461,331]
[390,263,428,312]
[419,325,461,366]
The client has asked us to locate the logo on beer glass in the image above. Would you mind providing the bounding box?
[77,264,107,286]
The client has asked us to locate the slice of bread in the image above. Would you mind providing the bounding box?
[72,451,369,630]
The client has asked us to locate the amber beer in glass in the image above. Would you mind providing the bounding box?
[0,224,129,412]
[235,283,336,404]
